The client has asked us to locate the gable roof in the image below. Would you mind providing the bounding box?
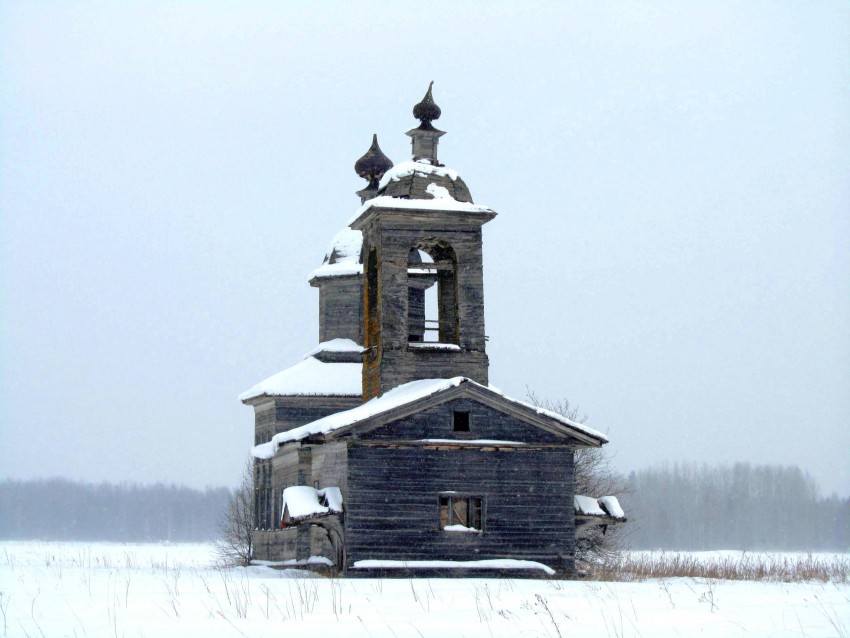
[253,377,607,458]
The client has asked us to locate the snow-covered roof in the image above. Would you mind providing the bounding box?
[574,495,606,517]
[272,377,464,445]
[598,495,626,520]
[239,344,362,402]
[281,486,343,522]
[348,196,494,227]
[377,160,460,189]
[260,376,607,456]
[574,495,626,521]
[309,227,363,280]
[303,338,362,359]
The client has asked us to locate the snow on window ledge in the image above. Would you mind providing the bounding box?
[408,342,462,351]
[443,524,481,533]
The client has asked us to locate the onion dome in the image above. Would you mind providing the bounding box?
[407,82,447,165]
[354,134,393,182]
[355,134,394,203]
[412,81,441,127]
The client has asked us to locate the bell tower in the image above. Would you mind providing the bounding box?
[349,84,496,400]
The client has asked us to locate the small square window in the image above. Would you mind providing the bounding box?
[453,411,470,432]
[440,494,483,531]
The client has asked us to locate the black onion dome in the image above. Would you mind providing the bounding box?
[412,81,441,125]
[354,134,394,181]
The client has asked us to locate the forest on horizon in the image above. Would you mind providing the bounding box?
[1,462,847,551]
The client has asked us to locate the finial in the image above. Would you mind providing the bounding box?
[354,134,393,182]
[412,81,441,126]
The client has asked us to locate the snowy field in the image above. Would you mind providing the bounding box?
[1,542,847,637]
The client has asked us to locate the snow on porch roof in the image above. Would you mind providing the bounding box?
[265,376,607,451]
[239,340,363,402]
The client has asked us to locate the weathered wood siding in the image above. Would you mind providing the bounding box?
[271,396,361,435]
[311,442,349,494]
[254,528,298,560]
[254,522,340,565]
[345,443,575,573]
[364,398,567,444]
[253,396,360,445]
[315,275,363,345]
[357,208,494,399]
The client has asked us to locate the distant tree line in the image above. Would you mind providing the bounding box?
[621,462,849,551]
[0,478,229,542]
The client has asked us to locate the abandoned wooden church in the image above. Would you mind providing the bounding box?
[241,84,623,577]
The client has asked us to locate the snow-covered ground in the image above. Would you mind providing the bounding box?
[0,542,847,637]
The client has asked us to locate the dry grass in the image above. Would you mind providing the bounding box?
[589,551,850,584]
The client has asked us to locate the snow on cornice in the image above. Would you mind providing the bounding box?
[309,262,363,280]
[419,439,526,446]
[347,196,494,226]
[303,338,362,359]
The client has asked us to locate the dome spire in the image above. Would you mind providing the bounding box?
[407,81,446,165]
[412,81,441,127]
[354,134,393,203]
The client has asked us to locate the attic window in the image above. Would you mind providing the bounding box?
[452,411,470,432]
[439,494,483,531]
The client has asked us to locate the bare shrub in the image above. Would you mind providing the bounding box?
[526,390,630,569]
[215,460,254,567]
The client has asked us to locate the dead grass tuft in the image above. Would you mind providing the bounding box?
[588,552,849,584]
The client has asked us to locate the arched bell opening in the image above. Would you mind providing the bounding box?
[407,241,458,344]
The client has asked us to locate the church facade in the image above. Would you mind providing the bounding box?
[241,85,616,577]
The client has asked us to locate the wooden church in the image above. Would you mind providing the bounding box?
[241,84,620,577]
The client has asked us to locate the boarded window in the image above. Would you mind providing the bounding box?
[439,494,483,531]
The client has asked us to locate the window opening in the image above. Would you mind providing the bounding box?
[254,462,273,530]
[453,410,470,432]
[365,248,380,350]
[407,243,458,344]
[439,494,483,531]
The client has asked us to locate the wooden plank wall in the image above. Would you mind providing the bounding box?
[346,444,575,573]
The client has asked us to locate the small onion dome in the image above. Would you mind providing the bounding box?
[354,134,393,182]
[412,81,441,125]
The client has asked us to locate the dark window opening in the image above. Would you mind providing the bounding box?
[453,410,470,432]
[407,243,458,344]
[253,462,273,530]
[439,495,483,531]
[365,248,380,350]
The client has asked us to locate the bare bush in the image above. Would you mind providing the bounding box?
[215,460,254,567]
[526,390,630,569]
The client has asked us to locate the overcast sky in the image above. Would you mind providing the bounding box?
[2,2,848,497]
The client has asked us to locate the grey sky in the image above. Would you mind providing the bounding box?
[2,2,848,496]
